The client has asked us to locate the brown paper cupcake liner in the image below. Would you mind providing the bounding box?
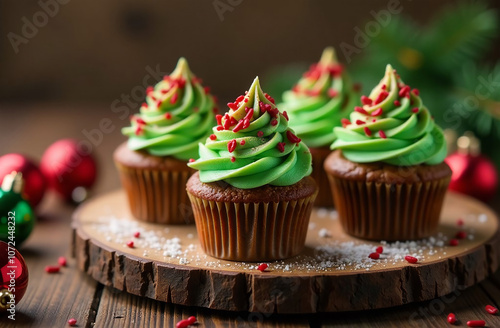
[187,193,316,261]
[310,147,335,208]
[116,163,194,224]
[327,175,450,241]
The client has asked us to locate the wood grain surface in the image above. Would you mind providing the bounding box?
[2,105,500,327]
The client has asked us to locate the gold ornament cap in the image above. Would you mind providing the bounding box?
[1,171,24,194]
[457,131,480,156]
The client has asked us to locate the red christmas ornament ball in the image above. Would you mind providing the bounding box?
[0,241,29,311]
[445,152,498,202]
[0,154,46,207]
[40,139,97,200]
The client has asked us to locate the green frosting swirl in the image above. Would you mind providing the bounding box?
[279,47,359,148]
[188,77,312,189]
[122,58,217,161]
[331,64,447,166]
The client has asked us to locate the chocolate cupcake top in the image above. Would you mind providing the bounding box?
[122,58,217,161]
[188,77,312,189]
[331,64,447,166]
[279,47,359,148]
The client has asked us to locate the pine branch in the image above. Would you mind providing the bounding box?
[424,1,498,71]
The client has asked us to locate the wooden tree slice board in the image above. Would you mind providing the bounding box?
[71,190,500,314]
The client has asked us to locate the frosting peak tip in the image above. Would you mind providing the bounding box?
[319,47,337,65]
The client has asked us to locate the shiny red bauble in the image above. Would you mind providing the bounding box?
[445,152,498,202]
[0,154,46,208]
[0,241,29,312]
[40,139,97,201]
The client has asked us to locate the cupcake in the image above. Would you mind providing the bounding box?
[279,47,359,207]
[324,64,451,241]
[187,77,318,261]
[115,57,217,224]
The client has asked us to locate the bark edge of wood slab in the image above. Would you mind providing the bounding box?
[71,190,500,313]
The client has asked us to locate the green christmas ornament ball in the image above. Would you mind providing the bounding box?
[0,172,36,246]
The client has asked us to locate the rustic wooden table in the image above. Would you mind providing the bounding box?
[2,105,500,328]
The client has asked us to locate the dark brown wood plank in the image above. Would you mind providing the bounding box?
[315,269,500,327]
[3,194,98,328]
[94,286,310,328]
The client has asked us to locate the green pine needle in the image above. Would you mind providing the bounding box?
[424,1,498,71]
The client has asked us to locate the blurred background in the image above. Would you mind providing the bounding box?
[1,0,500,200]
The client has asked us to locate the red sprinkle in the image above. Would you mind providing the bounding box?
[328,88,338,98]
[341,118,351,127]
[399,85,410,97]
[135,126,142,136]
[405,256,418,264]
[376,246,384,254]
[231,156,236,163]
[455,231,467,239]
[283,111,289,121]
[216,114,223,125]
[240,140,245,145]
[369,252,380,260]
[232,120,245,133]
[176,319,190,328]
[242,118,250,129]
[277,142,286,153]
[187,316,197,325]
[373,91,389,105]
[379,130,387,139]
[68,318,77,326]
[58,257,67,267]
[485,305,498,314]
[467,320,485,327]
[364,127,372,136]
[216,126,224,131]
[133,231,141,238]
[45,266,60,274]
[236,95,244,103]
[355,120,365,125]
[265,93,275,104]
[228,139,237,153]
[411,107,419,113]
[126,241,134,248]
[209,134,217,140]
[165,113,172,120]
[354,106,369,115]
[381,84,387,90]
[457,219,464,226]
[371,108,383,116]
[394,100,401,107]
[449,239,459,246]
[271,119,278,126]
[203,86,211,94]
[146,86,154,94]
[188,158,195,163]
[286,130,301,144]
[227,102,238,110]
[136,118,146,125]
[412,88,420,96]
[141,102,148,109]
[257,263,268,272]
[170,93,178,104]
[257,131,264,137]
[361,96,372,105]
[212,107,219,114]
[447,313,457,324]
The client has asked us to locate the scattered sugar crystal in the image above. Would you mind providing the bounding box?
[317,208,328,218]
[478,214,487,223]
[318,228,332,238]
[179,258,189,265]
[308,222,317,230]
[187,233,194,239]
